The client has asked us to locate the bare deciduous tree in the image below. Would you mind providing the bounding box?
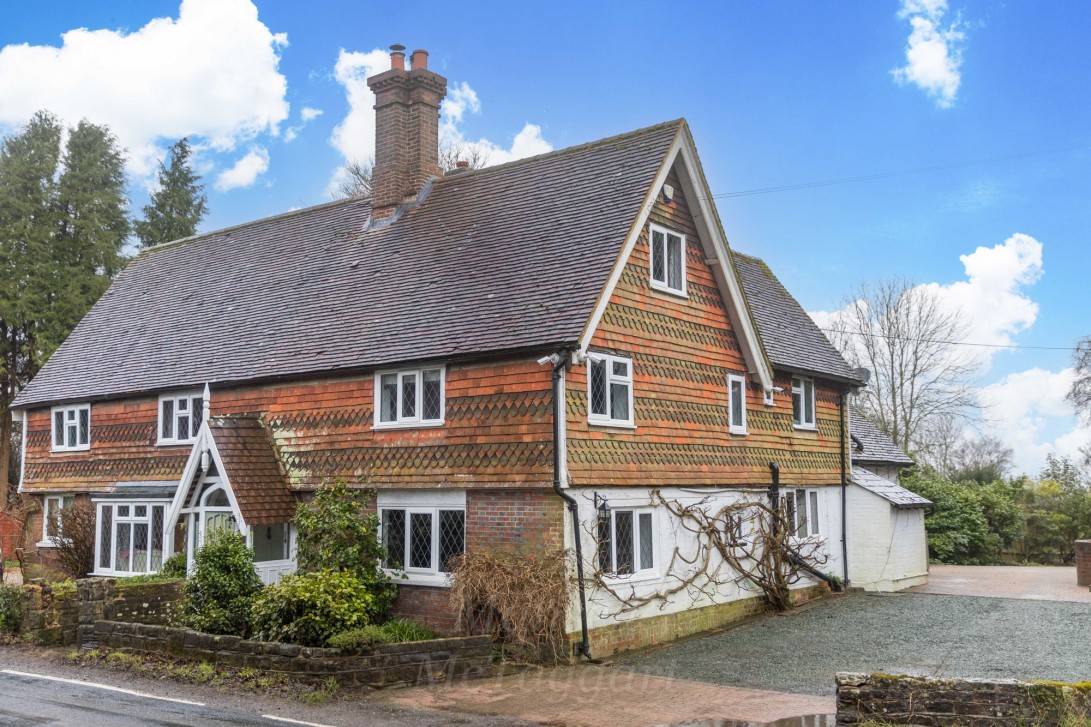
[333,142,491,200]
[829,278,980,461]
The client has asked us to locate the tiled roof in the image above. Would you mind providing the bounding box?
[852,466,931,509]
[850,412,914,466]
[14,120,682,409]
[209,415,297,526]
[730,251,860,384]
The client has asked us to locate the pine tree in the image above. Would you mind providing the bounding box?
[0,111,64,506]
[135,138,207,247]
[0,113,131,506]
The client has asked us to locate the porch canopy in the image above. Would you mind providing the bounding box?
[167,414,298,583]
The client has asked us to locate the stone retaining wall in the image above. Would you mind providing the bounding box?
[80,620,494,689]
[836,672,1091,726]
[19,577,182,645]
[1077,540,1091,588]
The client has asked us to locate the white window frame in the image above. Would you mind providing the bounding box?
[781,488,822,541]
[587,353,635,428]
[648,223,687,297]
[377,490,466,587]
[92,500,171,576]
[792,376,817,430]
[727,373,748,435]
[50,404,91,452]
[763,389,775,407]
[39,495,75,546]
[157,391,204,445]
[597,507,657,580]
[373,366,446,429]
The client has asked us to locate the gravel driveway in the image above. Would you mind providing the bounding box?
[617,592,1091,696]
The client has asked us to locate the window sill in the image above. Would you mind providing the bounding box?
[373,420,445,431]
[588,420,637,430]
[793,425,818,432]
[382,569,451,588]
[729,427,748,436]
[156,439,197,447]
[36,540,59,549]
[50,447,90,454]
[649,281,688,299]
[601,570,660,585]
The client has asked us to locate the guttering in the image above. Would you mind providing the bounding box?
[547,350,593,661]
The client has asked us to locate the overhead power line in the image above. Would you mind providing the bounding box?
[712,143,1087,199]
[817,326,1077,352]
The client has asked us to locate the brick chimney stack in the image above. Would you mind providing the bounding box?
[367,45,447,220]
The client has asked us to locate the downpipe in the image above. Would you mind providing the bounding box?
[768,461,844,593]
[839,391,850,585]
[548,351,593,661]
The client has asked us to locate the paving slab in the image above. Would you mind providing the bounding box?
[909,564,1091,602]
[381,665,833,727]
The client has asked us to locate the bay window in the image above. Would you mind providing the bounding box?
[95,501,169,575]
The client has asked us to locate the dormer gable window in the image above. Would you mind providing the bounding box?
[51,404,90,452]
[159,392,203,445]
[374,366,445,428]
[649,223,686,296]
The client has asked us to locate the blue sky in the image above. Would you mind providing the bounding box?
[1,1,1088,475]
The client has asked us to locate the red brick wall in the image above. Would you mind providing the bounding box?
[566,166,847,489]
[0,510,24,560]
[22,357,555,493]
[389,489,564,635]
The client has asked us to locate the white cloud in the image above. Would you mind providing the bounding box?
[891,0,965,109]
[978,368,1086,476]
[214,146,269,191]
[284,106,324,142]
[923,233,1043,367]
[327,49,552,193]
[0,0,289,175]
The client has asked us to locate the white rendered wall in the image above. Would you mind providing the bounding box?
[847,486,928,591]
[562,485,844,634]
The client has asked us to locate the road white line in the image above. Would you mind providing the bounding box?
[262,716,339,727]
[0,668,205,706]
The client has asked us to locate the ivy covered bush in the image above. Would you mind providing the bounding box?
[0,584,22,633]
[292,481,396,619]
[175,529,263,637]
[250,569,375,647]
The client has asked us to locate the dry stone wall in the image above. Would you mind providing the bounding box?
[836,672,1091,726]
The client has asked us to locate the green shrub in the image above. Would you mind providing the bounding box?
[159,552,188,579]
[251,569,374,646]
[380,618,437,643]
[0,584,22,632]
[326,619,438,652]
[326,625,391,651]
[293,481,396,619]
[175,529,262,636]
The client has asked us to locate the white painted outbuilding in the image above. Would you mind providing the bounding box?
[846,414,931,592]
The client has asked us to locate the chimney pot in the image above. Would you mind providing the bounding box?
[390,43,406,71]
[456,160,469,169]
[410,49,429,70]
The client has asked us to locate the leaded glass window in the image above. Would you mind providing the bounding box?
[587,354,633,427]
[376,367,445,426]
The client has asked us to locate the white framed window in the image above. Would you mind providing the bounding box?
[158,391,203,445]
[782,488,821,539]
[763,389,775,407]
[380,505,465,581]
[597,508,656,577]
[94,501,170,576]
[792,376,816,429]
[51,404,90,452]
[40,495,75,546]
[374,366,445,428]
[588,353,634,427]
[728,373,748,434]
[649,223,687,296]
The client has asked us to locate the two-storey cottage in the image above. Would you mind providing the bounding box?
[13,46,874,656]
